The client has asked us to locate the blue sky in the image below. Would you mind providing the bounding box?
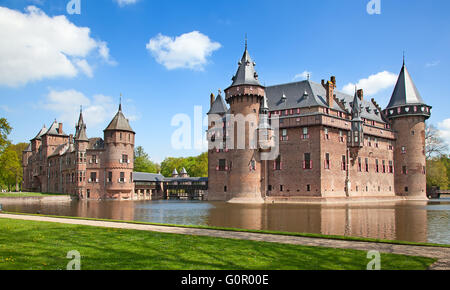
[1,0,449,162]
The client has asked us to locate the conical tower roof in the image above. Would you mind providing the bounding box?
[386,63,425,109]
[207,92,228,115]
[104,102,135,133]
[229,42,261,88]
[75,107,89,142]
[180,167,188,174]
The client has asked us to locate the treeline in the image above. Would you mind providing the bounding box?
[427,156,450,190]
[0,118,26,191]
[134,145,207,178]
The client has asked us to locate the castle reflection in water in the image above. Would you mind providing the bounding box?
[5,199,447,244]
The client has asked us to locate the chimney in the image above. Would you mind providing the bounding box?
[69,134,73,144]
[210,93,215,108]
[326,78,335,108]
[357,89,364,101]
[321,79,326,88]
[58,123,63,134]
[331,76,336,86]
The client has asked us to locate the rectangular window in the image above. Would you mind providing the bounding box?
[339,130,344,142]
[90,172,97,183]
[401,146,407,154]
[358,157,362,172]
[365,158,369,172]
[120,172,125,183]
[92,155,97,164]
[302,127,309,139]
[325,153,330,169]
[382,160,386,173]
[280,185,284,192]
[281,129,288,141]
[307,184,311,192]
[402,166,407,175]
[108,171,112,183]
[274,156,282,171]
[324,128,329,140]
[389,161,394,174]
[376,159,379,173]
[341,155,346,171]
[219,159,226,171]
[122,154,128,164]
[304,153,312,170]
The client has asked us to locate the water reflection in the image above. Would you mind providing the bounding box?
[3,199,449,244]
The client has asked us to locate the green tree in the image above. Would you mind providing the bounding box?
[0,117,12,150]
[160,152,208,178]
[0,147,22,191]
[134,146,160,173]
[426,159,448,189]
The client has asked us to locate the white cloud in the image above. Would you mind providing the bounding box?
[42,89,118,132]
[114,0,139,7]
[146,31,221,70]
[425,60,440,68]
[0,6,114,87]
[342,71,397,96]
[438,119,450,148]
[294,71,311,80]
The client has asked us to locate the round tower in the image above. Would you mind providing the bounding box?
[223,43,265,203]
[384,62,431,199]
[103,101,135,200]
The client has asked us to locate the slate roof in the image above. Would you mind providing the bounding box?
[180,167,188,174]
[266,80,385,123]
[44,120,67,136]
[31,126,47,141]
[48,143,75,158]
[75,109,89,142]
[133,172,165,182]
[88,138,104,150]
[386,64,425,109]
[229,46,261,88]
[207,94,228,115]
[104,104,135,133]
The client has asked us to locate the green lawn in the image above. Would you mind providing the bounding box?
[0,192,67,197]
[0,218,436,270]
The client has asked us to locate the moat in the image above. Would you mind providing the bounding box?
[3,199,450,245]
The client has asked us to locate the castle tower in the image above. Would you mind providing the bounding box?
[384,61,431,199]
[103,101,135,200]
[222,42,266,203]
[74,107,89,198]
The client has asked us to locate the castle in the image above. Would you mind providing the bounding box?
[207,44,431,203]
[22,103,136,200]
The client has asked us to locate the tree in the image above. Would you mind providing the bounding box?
[0,117,12,150]
[134,146,160,173]
[426,159,448,189]
[425,123,448,159]
[0,147,22,191]
[160,152,208,178]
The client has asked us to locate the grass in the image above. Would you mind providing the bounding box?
[3,211,450,248]
[0,192,68,198]
[0,218,436,270]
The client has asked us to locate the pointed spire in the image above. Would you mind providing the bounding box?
[386,61,425,109]
[207,89,228,115]
[119,93,123,112]
[245,33,247,51]
[351,89,362,121]
[260,93,269,114]
[75,106,88,142]
[229,39,261,87]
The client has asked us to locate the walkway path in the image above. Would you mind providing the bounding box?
[1,213,449,270]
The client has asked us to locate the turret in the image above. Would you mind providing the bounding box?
[74,107,89,198]
[384,61,431,199]
[221,41,265,203]
[349,89,364,148]
[103,100,136,200]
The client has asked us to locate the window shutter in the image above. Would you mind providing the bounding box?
[310,160,313,169]
[302,161,306,169]
[280,161,283,170]
[216,166,219,171]
[273,161,276,170]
